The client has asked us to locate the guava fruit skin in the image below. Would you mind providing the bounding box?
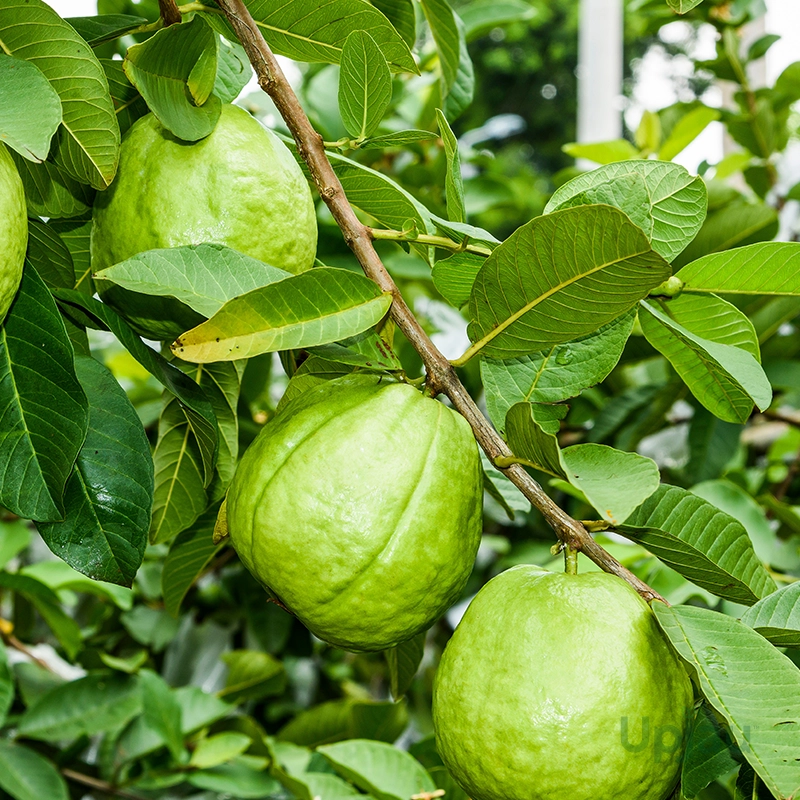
[227,375,483,652]
[433,566,694,800]
[91,103,317,338]
[0,143,28,321]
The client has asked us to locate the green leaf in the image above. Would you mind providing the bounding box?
[21,559,133,609]
[386,632,425,700]
[639,299,771,423]
[505,403,660,523]
[208,0,417,74]
[436,109,466,222]
[562,139,641,164]
[619,484,776,604]
[187,761,281,798]
[0,0,120,188]
[49,218,92,292]
[124,16,221,142]
[278,700,408,748]
[674,201,779,269]
[319,740,436,800]
[681,704,741,799]
[481,310,635,426]
[441,14,474,120]
[0,519,31,570]
[150,393,208,545]
[653,603,800,800]
[172,268,392,363]
[0,741,68,800]
[741,582,800,648]
[0,639,12,728]
[102,58,148,135]
[162,506,223,617]
[219,650,286,703]
[214,39,251,103]
[659,106,720,161]
[121,606,179,653]
[0,572,82,658]
[8,150,95,219]
[0,53,61,162]
[67,14,148,46]
[17,673,141,741]
[545,160,707,262]
[419,0,460,94]
[339,30,392,140]
[140,669,184,761]
[359,129,438,149]
[466,205,670,359]
[277,355,355,411]
[432,251,484,307]
[26,219,75,290]
[686,407,743,484]
[667,0,705,13]
[0,264,89,521]
[190,732,253,769]
[458,0,536,41]
[53,289,219,480]
[36,356,152,586]
[95,244,291,319]
[371,0,416,47]
[678,242,800,296]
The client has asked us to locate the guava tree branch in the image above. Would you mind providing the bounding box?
[214,0,665,604]
[158,0,182,26]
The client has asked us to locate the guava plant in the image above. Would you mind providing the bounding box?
[0,0,799,799]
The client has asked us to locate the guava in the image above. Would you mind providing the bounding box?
[433,566,694,800]
[91,103,317,339]
[226,374,484,652]
[0,143,27,322]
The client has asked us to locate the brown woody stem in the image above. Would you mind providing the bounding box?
[158,0,181,26]
[214,0,665,604]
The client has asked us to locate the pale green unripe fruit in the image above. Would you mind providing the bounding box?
[91,103,317,338]
[0,144,27,321]
[433,566,694,800]
[227,375,484,652]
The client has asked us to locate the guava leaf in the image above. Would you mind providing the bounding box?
[205,0,417,74]
[214,40,251,104]
[386,633,425,700]
[545,160,707,261]
[171,268,393,363]
[189,733,253,770]
[458,0,536,41]
[0,264,88,522]
[419,0,461,94]
[26,220,75,290]
[140,670,184,761]
[505,403,660,523]
[677,241,800,296]
[0,0,119,188]
[653,603,800,800]
[0,54,61,162]
[67,14,147,46]
[666,0,705,13]
[339,31,392,140]
[466,205,670,359]
[101,58,148,136]
[95,244,291,319]
[639,299,771,423]
[219,650,286,703]
[36,356,152,587]
[0,742,68,800]
[741,582,800,648]
[561,139,641,164]
[123,15,221,142]
[658,106,720,161]
[432,251,485,307]
[436,109,466,222]
[681,705,741,799]
[318,740,436,800]
[481,310,635,425]
[619,484,776,604]
[359,129,439,149]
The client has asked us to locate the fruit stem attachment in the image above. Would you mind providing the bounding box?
[215,0,666,605]
[564,545,579,575]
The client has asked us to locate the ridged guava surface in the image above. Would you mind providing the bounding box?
[91,103,317,338]
[433,566,694,800]
[227,375,484,651]
[0,144,27,321]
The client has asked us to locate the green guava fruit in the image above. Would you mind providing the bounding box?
[0,143,27,321]
[433,566,694,800]
[91,103,317,339]
[226,374,484,652]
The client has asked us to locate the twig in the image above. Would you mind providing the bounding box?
[62,769,150,800]
[214,0,664,604]
[2,633,58,674]
[370,227,493,257]
[158,0,182,26]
